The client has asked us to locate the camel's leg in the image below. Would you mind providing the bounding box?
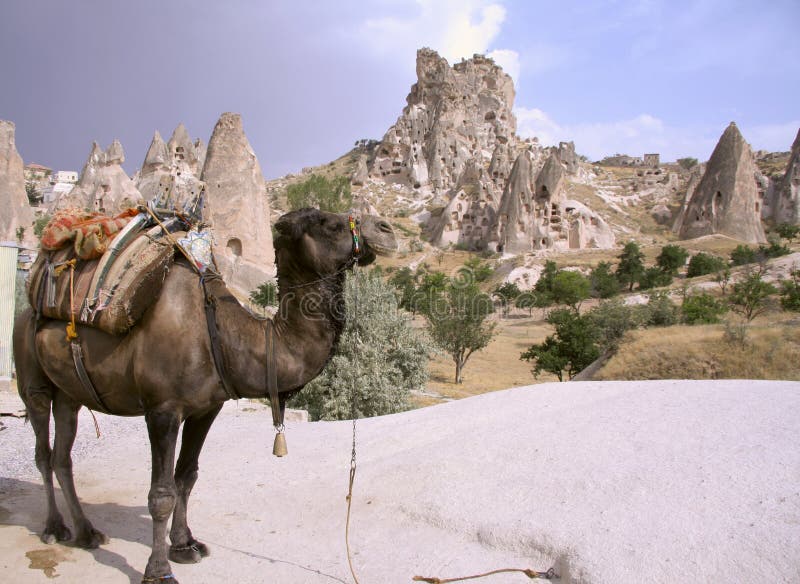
[143,409,182,583]
[25,386,72,543]
[169,404,222,564]
[51,392,108,548]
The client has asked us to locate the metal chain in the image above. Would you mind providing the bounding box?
[345,263,361,584]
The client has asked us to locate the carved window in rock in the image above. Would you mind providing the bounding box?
[227,238,243,258]
[482,217,489,226]
[712,191,723,216]
[450,212,458,221]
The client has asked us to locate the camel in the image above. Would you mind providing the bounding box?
[13,208,398,583]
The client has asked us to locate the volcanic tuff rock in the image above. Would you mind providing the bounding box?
[0,120,34,243]
[136,125,205,215]
[201,112,274,295]
[772,128,800,225]
[369,48,518,195]
[676,123,766,243]
[54,140,142,214]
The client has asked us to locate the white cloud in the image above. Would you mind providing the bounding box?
[487,49,519,81]
[516,106,800,163]
[360,0,515,68]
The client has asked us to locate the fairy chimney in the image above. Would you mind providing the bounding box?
[136,125,205,215]
[677,122,766,243]
[201,112,274,295]
[772,128,800,225]
[56,140,142,213]
[0,120,34,244]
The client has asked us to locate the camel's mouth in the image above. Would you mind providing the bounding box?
[360,216,398,258]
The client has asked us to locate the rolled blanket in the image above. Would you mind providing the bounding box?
[41,208,140,260]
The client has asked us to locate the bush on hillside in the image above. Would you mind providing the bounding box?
[682,292,728,324]
[687,253,727,278]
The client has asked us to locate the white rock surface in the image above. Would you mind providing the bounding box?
[1,380,799,583]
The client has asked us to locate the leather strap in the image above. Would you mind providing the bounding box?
[265,320,283,428]
[70,340,111,414]
[201,276,240,401]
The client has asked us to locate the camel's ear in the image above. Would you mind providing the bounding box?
[274,208,320,246]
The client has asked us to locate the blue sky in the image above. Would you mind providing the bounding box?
[1,0,798,179]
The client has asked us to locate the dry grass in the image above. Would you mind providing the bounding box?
[594,314,800,381]
[410,313,556,407]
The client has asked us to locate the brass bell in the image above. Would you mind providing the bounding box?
[272,432,288,457]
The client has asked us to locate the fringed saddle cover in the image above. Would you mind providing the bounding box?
[28,224,182,335]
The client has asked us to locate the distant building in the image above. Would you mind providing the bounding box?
[23,163,52,182]
[39,170,79,206]
[52,170,78,183]
[643,153,660,168]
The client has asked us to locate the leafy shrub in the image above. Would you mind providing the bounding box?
[730,245,756,266]
[521,309,599,381]
[729,271,777,321]
[642,290,679,327]
[656,244,689,275]
[638,266,672,290]
[682,292,728,324]
[687,253,727,278]
[290,270,430,420]
[590,261,620,298]
[550,271,591,308]
[587,299,639,351]
[779,269,800,312]
[286,174,352,212]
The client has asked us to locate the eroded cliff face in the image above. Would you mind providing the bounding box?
[773,129,800,225]
[676,122,766,244]
[0,120,34,243]
[369,48,518,195]
[201,112,274,295]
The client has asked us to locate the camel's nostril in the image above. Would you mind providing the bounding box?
[378,221,393,233]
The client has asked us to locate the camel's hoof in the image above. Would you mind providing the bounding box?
[42,523,72,544]
[74,527,109,549]
[169,545,201,564]
[169,539,209,564]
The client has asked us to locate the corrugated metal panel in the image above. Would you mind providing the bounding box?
[0,243,19,377]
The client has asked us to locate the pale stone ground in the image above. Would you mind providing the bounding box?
[1,380,799,583]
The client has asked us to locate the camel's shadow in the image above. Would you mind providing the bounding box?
[0,476,149,583]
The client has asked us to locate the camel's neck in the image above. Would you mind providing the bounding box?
[213,261,346,399]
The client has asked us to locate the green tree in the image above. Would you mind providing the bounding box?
[389,267,420,315]
[730,245,756,266]
[682,292,728,324]
[290,270,431,420]
[616,241,645,291]
[687,252,727,278]
[586,299,639,351]
[493,281,521,316]
[729,271,777,321]
[25,181,42,205]
[656,244,689,275]
[779,269,800,312]
[774,223,800,243]
[550,270,591,309]
[460,256,494,283]
[521,309,599,381]
[677,157,699,170]
[33,214,51,239]
[424,281,496,384]
[286,173,353,212]
[638,266,673,290]
[514,291,537,316]
[590,261,620,299]
[642,291,679,326]
[249,281,278,311]
[757,237,790,260]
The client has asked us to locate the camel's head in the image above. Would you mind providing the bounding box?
[274,208,397,276]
